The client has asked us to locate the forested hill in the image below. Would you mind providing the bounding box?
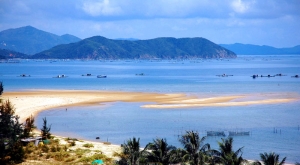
[32,36,236,59]
[0,26,81,55]
[0,49,28,59]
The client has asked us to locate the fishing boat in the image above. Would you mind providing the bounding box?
[216,74,233,77]
[82,73,92,76]
[206,131,225,136]
[19,74,31,77]
[97,75,107,78]
[53,75,67,78]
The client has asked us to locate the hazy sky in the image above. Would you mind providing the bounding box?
[0,0,299,47]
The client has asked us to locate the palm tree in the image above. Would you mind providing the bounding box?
[255,152,286,165]
[120,137,146,165]
[213,137,245,165]
[179,130,210,165]
[146,138,177,165]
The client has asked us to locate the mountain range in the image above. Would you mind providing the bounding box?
[220,43,300,55]
[0,26,299,59]
[0,26,81,55]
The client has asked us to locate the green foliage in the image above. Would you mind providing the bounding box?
[83,143,94,148]
[75,148,90,158]
[40,117,51,140]
[0,99,25,164]
[23,115,36,138]
[255,152,286,165]
[78,153,112,164]
[41,144,50,153]
[212,137,245,165]
[145,138,177,165]
[25,142,37,154]
[117,137,147,165]
[53,151,70,161]
[179,130,210,165]
[8,141,25,164]
[65,137,78,141]
[0,81,3,96]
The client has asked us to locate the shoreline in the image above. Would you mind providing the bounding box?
[2,89,299,159]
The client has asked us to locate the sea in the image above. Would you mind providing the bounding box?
[0,55,299,163]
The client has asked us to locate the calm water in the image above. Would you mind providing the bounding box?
[1,55,300,162]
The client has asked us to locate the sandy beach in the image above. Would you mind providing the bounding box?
[2,90,298,122]
[1,90,299,157]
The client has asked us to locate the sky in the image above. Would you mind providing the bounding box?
[0,0,299,47]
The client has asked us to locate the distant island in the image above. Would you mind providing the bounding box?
[220,43,300,55]
[32,36,237,59]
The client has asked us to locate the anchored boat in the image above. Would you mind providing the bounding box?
[97,75,107,78]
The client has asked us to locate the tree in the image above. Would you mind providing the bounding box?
[118,137,147,165]
[40,117,51,140]
[23,115,35,138]
[255,152,286,165]
[146,138,177,165]
[0,99,24,164]
[179,130,210,165]
[0,81,3,96]
[212,137,245,165]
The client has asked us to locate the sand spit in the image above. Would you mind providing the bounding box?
[2,90,298,122]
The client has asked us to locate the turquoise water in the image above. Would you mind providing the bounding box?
[1,55,300,162]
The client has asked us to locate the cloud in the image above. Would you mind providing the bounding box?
[231,0,255,14]
[82,0,122,16]
[0,0,299,47]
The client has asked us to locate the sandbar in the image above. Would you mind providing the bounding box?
[2,90,298,122]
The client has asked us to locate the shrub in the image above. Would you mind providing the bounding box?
[78,153,113,164]
[66,137,78,141]
[50,146,57,152]
[41,145,49,153]
[65,156,76,162]
[83,143,94,148]
[53,151,69,161]
[25,142,36,154]
[46,154,51,159]
[69,141,76,146]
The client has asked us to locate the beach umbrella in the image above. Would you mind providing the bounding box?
[92,159,104,164]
